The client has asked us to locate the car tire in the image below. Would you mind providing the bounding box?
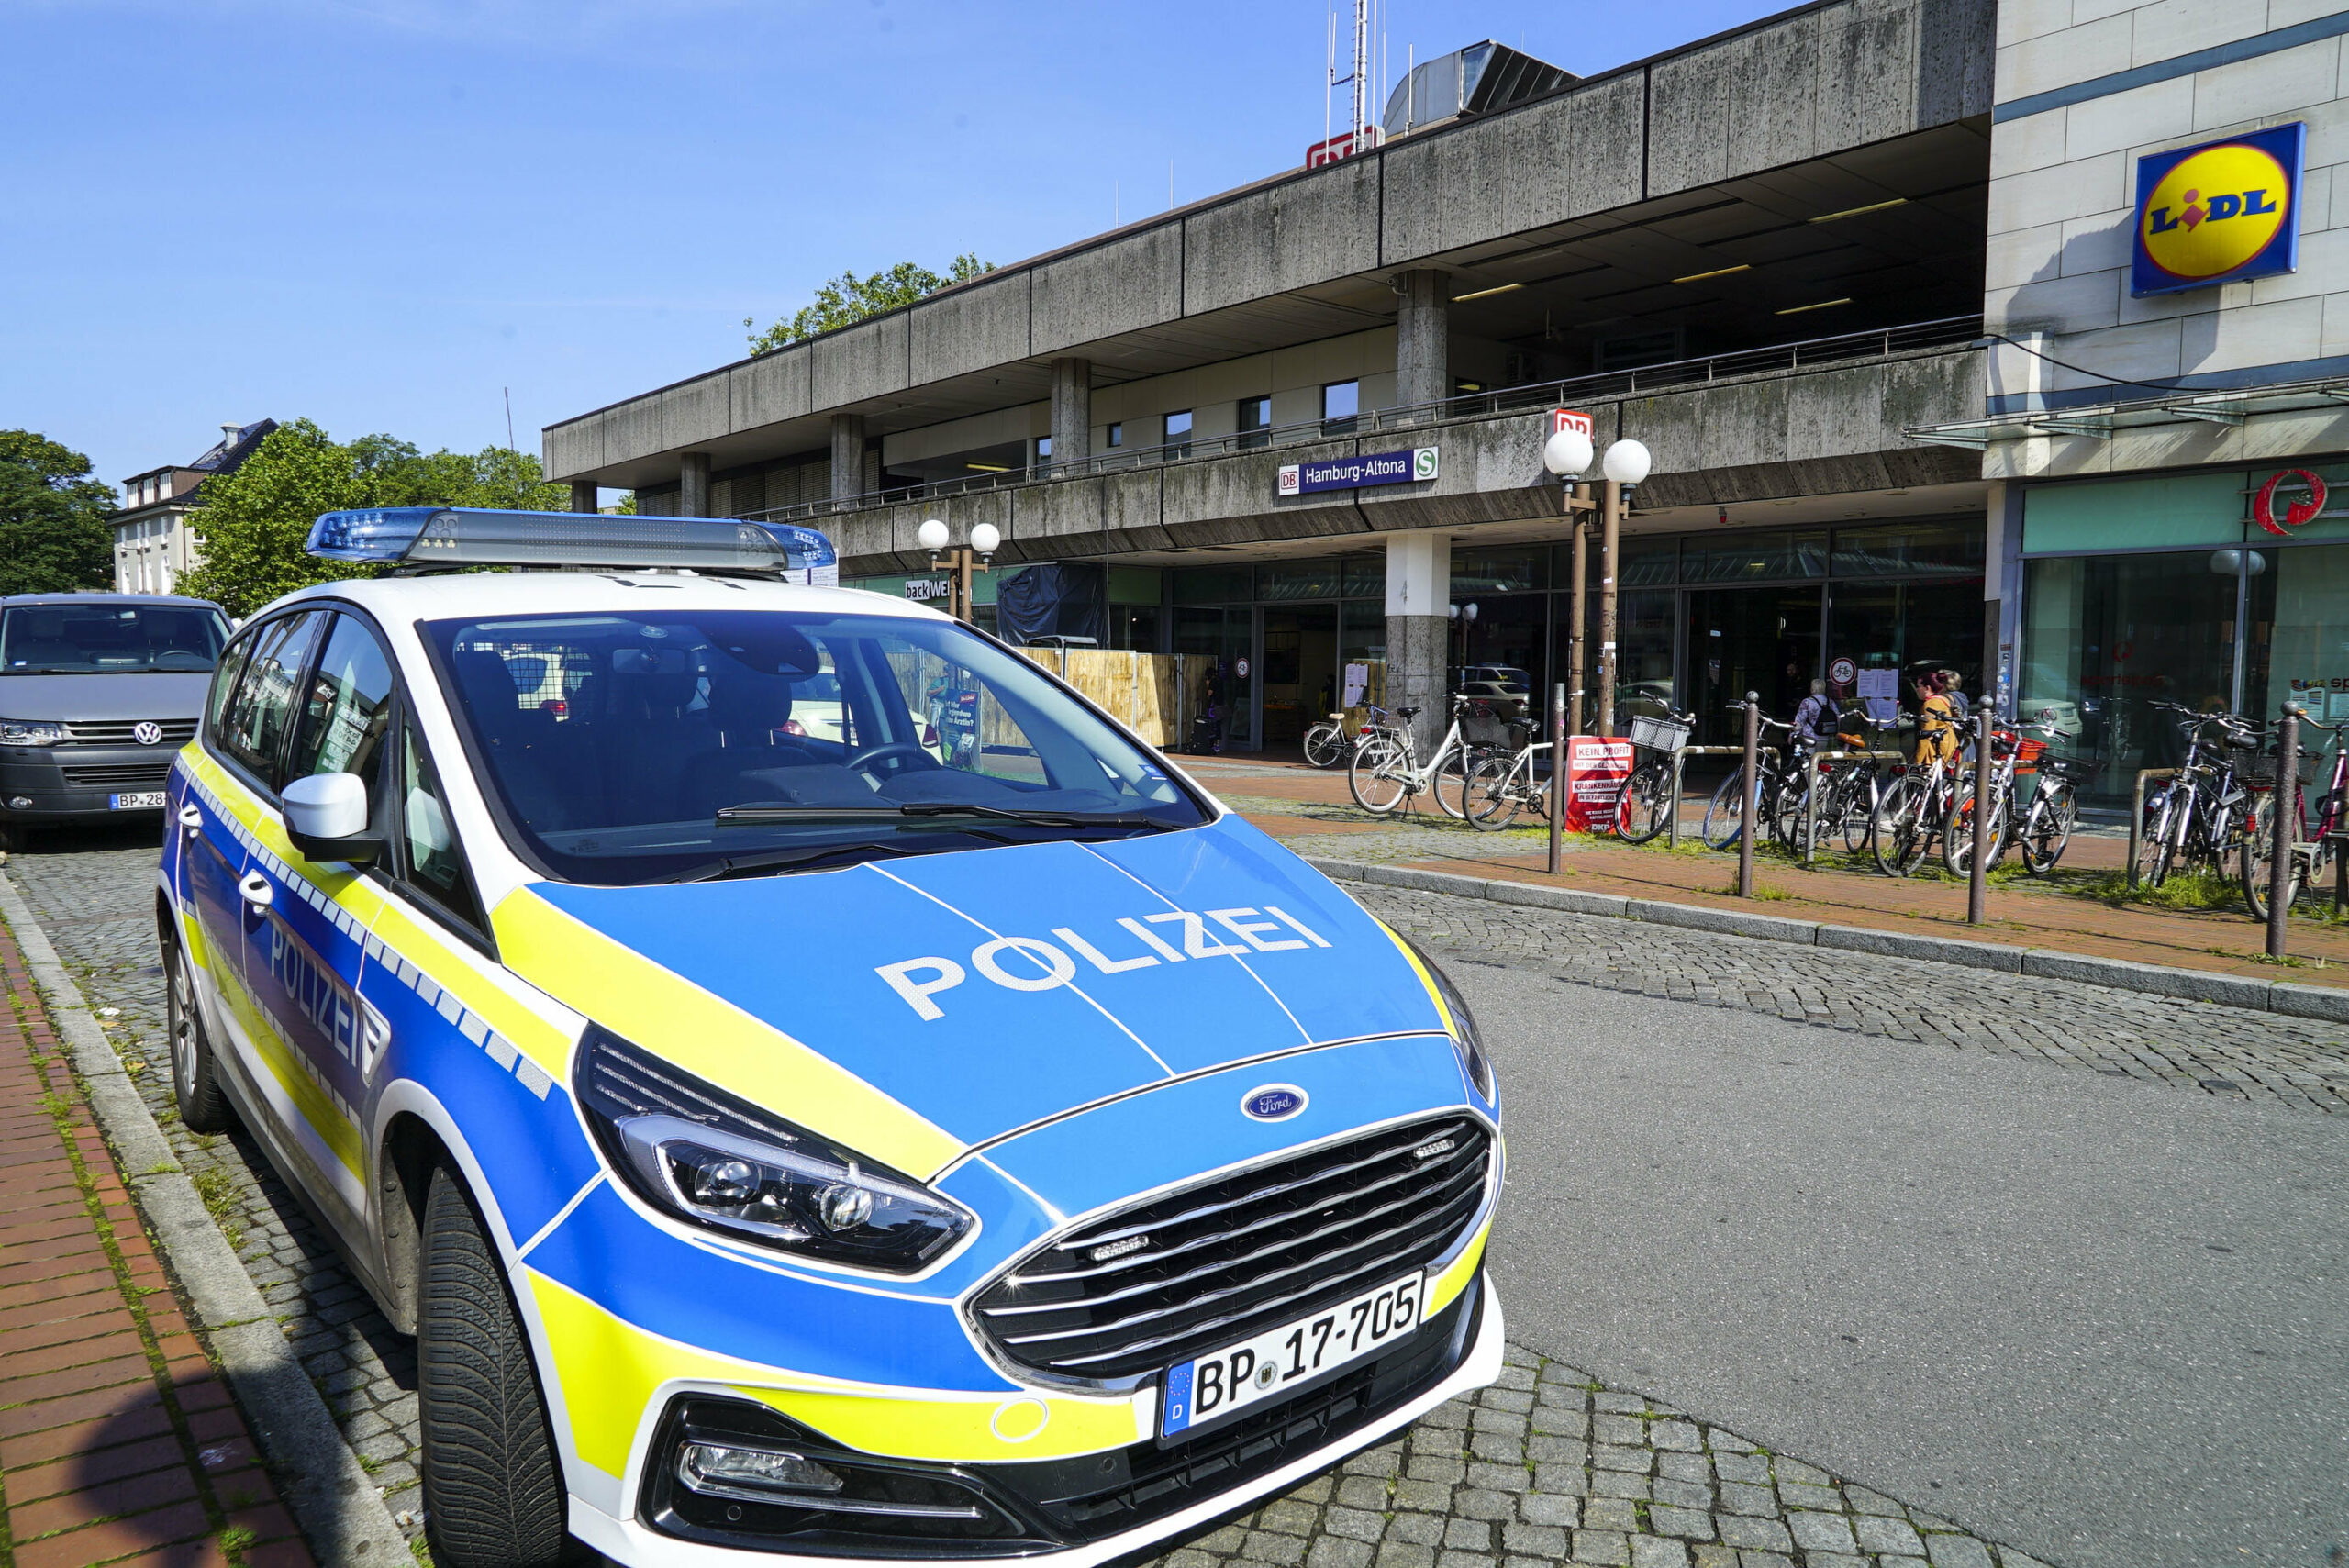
[419,1163,578,1568]
[165,930,233,1135]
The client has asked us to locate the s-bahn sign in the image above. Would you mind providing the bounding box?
[1278,447,1439,496]
[2132,123,2304,297]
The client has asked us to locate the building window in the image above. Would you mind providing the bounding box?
[1106,423,1123,449]
[1322,381,1360,434]
[1238,396,1272,450]
[1164,410,1192,461]
[1034,435,1052,472]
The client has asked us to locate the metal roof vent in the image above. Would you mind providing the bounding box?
[1382,41,1575,140]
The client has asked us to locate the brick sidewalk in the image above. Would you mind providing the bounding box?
[1191,758,2349,986]
[0,923,312,1568]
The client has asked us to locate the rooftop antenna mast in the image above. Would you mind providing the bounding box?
[1327,1,1371,148]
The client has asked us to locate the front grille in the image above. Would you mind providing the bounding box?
[61,762,173,789]
[61,719,195,747]
[972,1116,1490,1385]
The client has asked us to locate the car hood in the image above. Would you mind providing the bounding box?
[0,672,212,721]
[490,817,1453,1177]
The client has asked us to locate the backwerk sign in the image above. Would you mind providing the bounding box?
[2132,123,2304,297]
[1278,447,1439,497]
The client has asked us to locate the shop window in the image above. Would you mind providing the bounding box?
[1341,555,1385,600]
[1831,520,1986,578]
[2252,541,2349,720]
[1171,565,1252,605]
[1617,536,1679,588]
[1258,559,1345,601]
[1683,531,1817,583]
[2022,473,2246,553]
[1451,548,1546,597]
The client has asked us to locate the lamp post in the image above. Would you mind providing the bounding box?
[1597,439,1651,740]
[1450,601,1479,665]
[916,518,1001,623]
[1542,429,1596,731]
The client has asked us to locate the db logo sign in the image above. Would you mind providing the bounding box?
[2132,123,2304,296]
[1548,409,1593,439]
[2254,469,2329,537]
[1277,464,1301,496]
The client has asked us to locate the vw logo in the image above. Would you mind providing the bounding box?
[1241,1084,1308,1122]
[132,722,163,746]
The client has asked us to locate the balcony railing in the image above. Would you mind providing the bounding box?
[745,315,1982,526]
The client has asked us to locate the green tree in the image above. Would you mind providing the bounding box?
[0,430,117,595]
[180,420,567,616]
[745,253,995,355]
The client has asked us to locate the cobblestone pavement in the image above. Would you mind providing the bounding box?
[9,828,2051,1567]
[1349,882,2349,1115]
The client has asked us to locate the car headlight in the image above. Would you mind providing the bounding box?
[1403,937,1496,1106]
[0,721,67,747]
[575,1026,974,1273]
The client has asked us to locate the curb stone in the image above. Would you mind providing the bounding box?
[1302,854,2349,1018]
[0,867,411,1567]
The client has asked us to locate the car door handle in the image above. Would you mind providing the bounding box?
[178,804,203,839]
[238,872,273,910]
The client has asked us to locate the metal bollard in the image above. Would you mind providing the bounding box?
[1738,694,1758,898]
[2269,704,2300,959]
[1668,750,1686,850]
[1548,683,1565,874]
[1967,709,1991,925]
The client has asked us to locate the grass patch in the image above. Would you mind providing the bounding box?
[188,1164,246,1251]
[2072,868,2244,913]
[219,1526,258,1564]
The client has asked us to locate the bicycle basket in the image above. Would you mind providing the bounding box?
[2011,735,2048,774]
[1459,701,1521,749]
[1629,713,1691,754]
[2239,749,2321,786]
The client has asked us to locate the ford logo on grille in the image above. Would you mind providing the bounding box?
[1241,1084,1308,1122]
[132,722,164,746]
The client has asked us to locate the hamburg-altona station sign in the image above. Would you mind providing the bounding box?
[1278,447,1440,496]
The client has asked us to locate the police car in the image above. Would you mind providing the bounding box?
[158,508,1502,1568]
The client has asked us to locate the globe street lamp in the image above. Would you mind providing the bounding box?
[917,518,1000,623]
[1595,439,1652,739]
[1544,428,1597,734]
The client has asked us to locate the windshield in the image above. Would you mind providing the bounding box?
[423,608,1208,885]
[0,603,229,673]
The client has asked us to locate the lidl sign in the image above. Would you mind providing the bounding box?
[2132,123,2304,297]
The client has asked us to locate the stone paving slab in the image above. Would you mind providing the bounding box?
[5,828,2045,1568]
[0,917,315,1568]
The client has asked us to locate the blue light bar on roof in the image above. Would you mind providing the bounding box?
[305,507,840,582]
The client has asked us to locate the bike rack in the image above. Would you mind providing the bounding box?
[2126,769,2177,891]
[1798,750,1908,865]
[1668,746,1748,849]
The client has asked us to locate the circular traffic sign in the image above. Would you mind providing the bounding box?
[1830,657,1856,687]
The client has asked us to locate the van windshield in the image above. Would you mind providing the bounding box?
[0,604,228,673]
[422,608,1208,886]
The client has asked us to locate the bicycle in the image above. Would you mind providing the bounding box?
[1459,706,1553,832]
[1870,717,1965,878]
[2134,702,2260,890]
[1701,711,1801,851]
[1302,705,1389,770]
[2242,713,2337,919]
[1813,715,1903,855]
[1346,695,1481,818]
[1610,706,1695,844]
[2010,710,2086,875]
[1940,717,2065,875]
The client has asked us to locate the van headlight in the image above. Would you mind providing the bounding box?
[575,1027,973,1273]
[0,721,67,747]
[1403,938,1496,1106]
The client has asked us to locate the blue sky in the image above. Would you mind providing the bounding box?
[4,0,1787,495]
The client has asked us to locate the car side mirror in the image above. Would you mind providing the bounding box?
[283,773,384,867]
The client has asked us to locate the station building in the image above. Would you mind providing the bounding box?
[544,0,2349,806]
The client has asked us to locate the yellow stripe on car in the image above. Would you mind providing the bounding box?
[1377,918,1456,1038]
[1424,1216,1490,1318]
[494,887,965,1180]
[526,1271,1142,1476]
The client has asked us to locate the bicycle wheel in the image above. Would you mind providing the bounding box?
[1839,772,1879,855]
[1769,774,1810,851]
[1942,792,2009,876]
[1464,753,1523,831]
[1703,768,1749,850]
[1871,775,1925,877]
[1614,758,1675,844]
[1302,723,1344,769]
[2242,793,2304,919]
[1432,747,1476,820]
[2134,793,2174,888]
[2018,784,2076,874]
[1348,737,1409,815]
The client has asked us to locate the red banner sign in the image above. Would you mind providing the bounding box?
[1562,737,1633,832]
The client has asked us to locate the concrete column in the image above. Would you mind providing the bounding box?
[569,480,597,514]
[677,453,710,518]
[1051,358,1092,472]
[1395,270,1450,408]
[1384,529,1452,757]
[830,414,867,503]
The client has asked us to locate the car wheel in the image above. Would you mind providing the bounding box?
[419,1164,578,1568]
[165,930,233,1134]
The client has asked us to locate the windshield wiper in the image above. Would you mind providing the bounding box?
[715,802,1175,831]
[654,840,924,884]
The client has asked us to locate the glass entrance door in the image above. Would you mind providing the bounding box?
[1261,604,1338,748]
[1686,586,1823,746]
[1174,606,1253,751]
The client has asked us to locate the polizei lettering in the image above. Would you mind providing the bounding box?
[875,906,1331,1020]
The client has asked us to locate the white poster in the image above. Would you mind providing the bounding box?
[1856,667,1899,725]
[1342,662,1368,707]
